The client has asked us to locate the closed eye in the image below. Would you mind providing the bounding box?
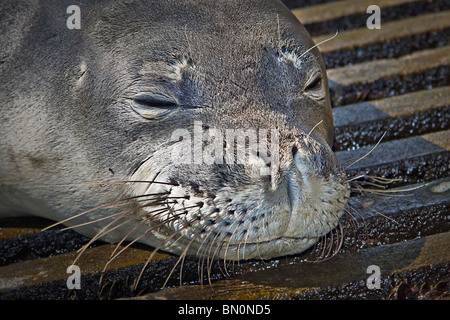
[304,72,322,91]
[134,93,177,108]
[130,93,178,119]
[304,72,325,101]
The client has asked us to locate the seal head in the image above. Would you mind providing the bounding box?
[0,0,349,261]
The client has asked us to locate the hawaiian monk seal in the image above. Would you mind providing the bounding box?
[0,0,349,262]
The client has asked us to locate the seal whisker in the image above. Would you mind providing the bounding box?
[343,205,361,234]
[104,204,200,271]
[73,212,132,266]
[348,174,399,192]
[41,192,170,231]
[222,217,245,275]
[313,220,344,262]
[337,222,345,255]
[347,201,371,245]
[333,222,344,258]
[196,232,220,285]
[194,212,239,285]
[276,14,281,45]
[255,228,265,263]
[133,232,181,291]
[98,219,148,285]
[344,131,387,169]
[241,220,253,261]
[351,188,409,197]
[347,174,366,182]
[325,226,334,258]
[348,172,423,201]
[195,220,224,286]
[307,119,324,138]
[327,222,343,260]
[60,210,130,231]
[195,218,226,280]
[318,229,329,261]
[60,200,177,231]
[351,180,391,191]
[197,255,204,286]
[354,185,425,195]
[53,180,179,187]
[317,227,333,261]
[299,30,339,59]
[350,197,399,225]
[99,206,183,284]
[76,201,178,267]
[347,174,402,189]
[163,233,202,289]
[208,239,228,285]
[107,207,169,255]
[361,175,402,184]
[205,224,229,280]
[200,225,232,286]
[236,237,244,268]
[132,205,210,291]
[204,221,236,285]
[156,205,212,252]
[195,211,241,281]
[76,212,132,251]
[177,236,200,287]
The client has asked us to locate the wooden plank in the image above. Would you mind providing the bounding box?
[422,129,450,151]
[333,86,450,127]
[128,231,450,300]
[0,224,42,240]
[292,0,419,24]
[336,130,450,171]
[327,46,450,87]
[0,217,56,239]
[313,11,450,53]
[0,243,171,292]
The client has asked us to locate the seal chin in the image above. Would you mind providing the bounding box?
[210,236,319,261]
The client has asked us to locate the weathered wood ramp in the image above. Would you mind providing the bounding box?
[0,0,449,300]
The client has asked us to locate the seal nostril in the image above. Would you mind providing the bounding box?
[292,145,298,157]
